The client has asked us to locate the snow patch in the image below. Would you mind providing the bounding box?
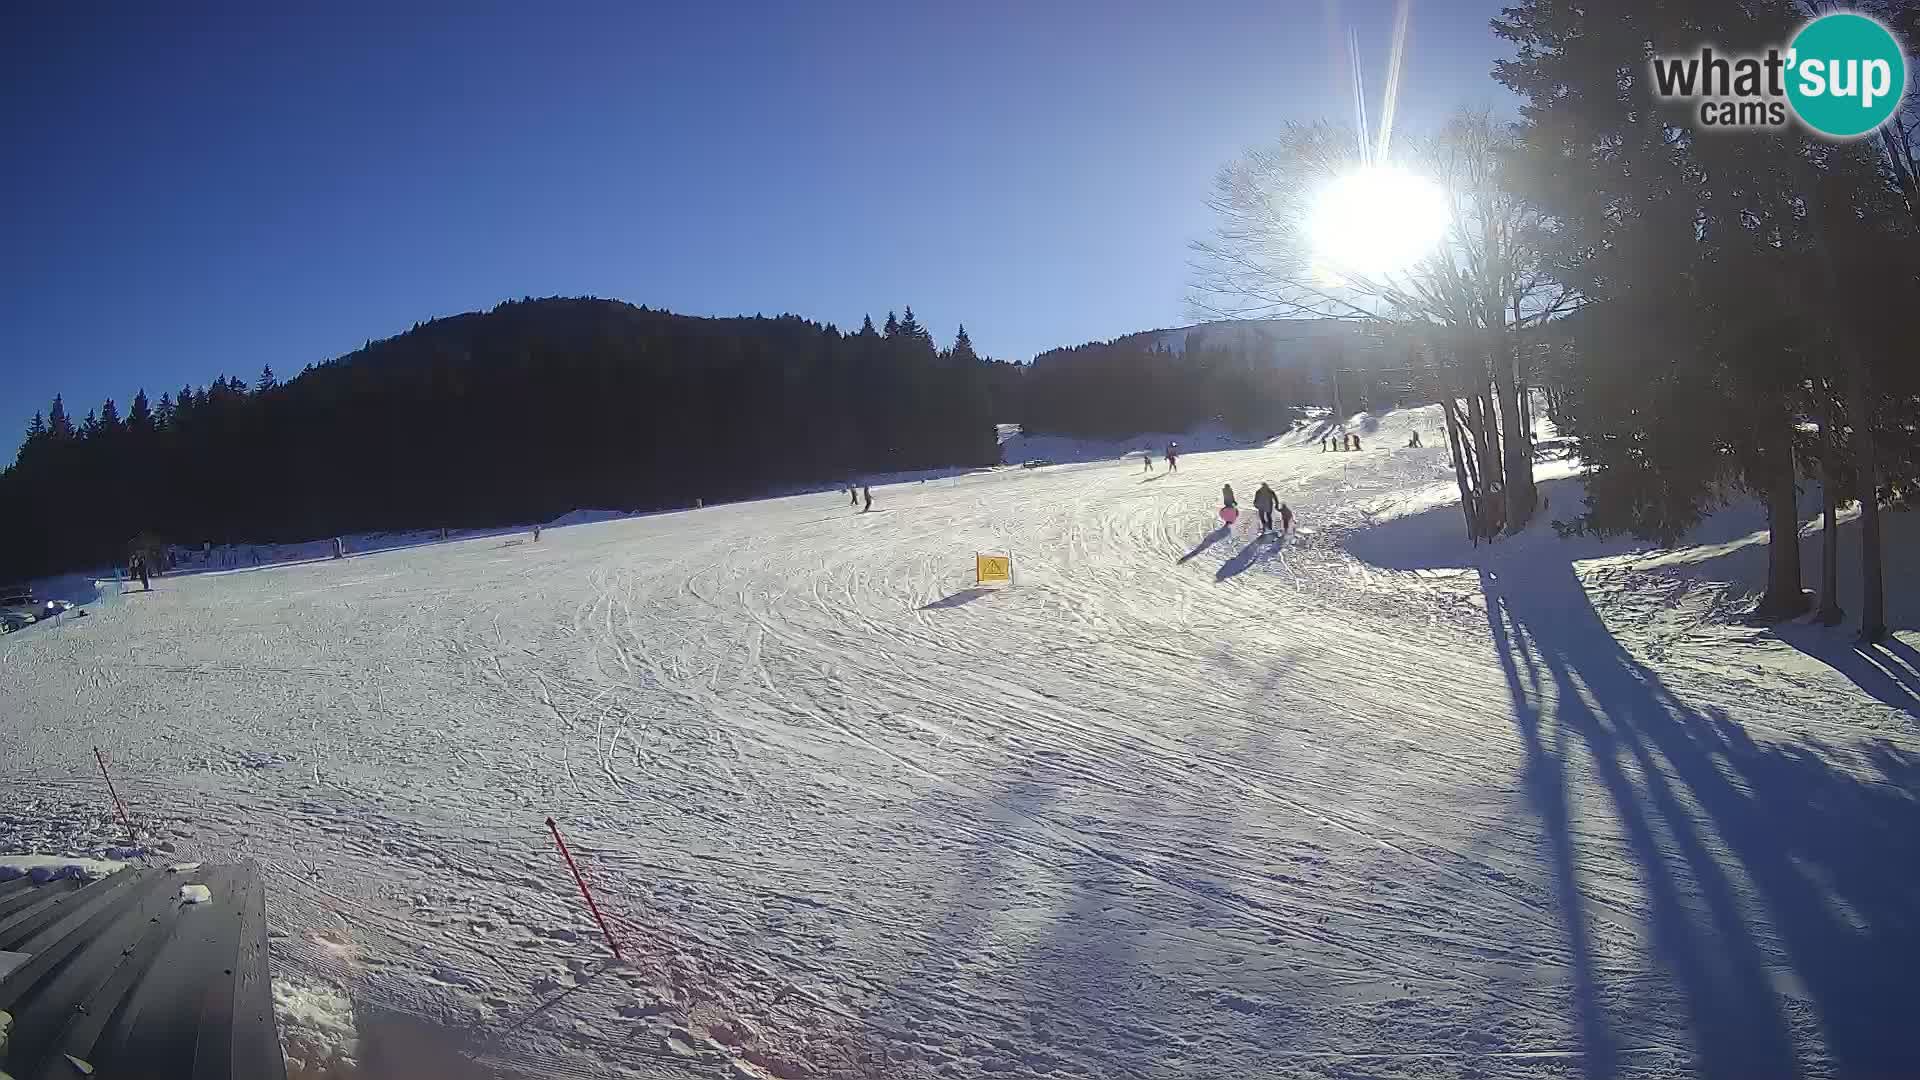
[275,976,360,1080]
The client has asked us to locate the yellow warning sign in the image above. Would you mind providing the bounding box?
[976,554,1012,585]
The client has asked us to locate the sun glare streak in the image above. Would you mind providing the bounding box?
[1375,0,1412,163]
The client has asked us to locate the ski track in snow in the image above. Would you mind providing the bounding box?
[3,407,1917,1079]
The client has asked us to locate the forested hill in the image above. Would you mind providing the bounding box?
[2,297,1021,576]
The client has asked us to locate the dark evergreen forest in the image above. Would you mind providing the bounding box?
[1,298,1022,577]
[1019,331,1318,439]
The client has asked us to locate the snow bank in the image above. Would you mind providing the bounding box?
[544,508,632,529]
[0,854,128,883]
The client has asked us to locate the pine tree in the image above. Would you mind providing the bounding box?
[129,389,152,431]
[950,324,978,364]
[883,311,900,338]
[898,306,933,347]
[858,315,878,338]
[98,398,122,432]
[26,413,46,439]
[155,392,175,429]
[48,394,72,438]
[1494,0,1829,616]
[257,365,277,393]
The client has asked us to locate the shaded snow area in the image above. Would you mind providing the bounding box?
[3,404,1917,1079]
[997,421,1293,468]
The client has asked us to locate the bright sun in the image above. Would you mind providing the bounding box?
[1306,166,1450,278]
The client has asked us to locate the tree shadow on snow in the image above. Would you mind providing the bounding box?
[1769,629,1920,719]
[1478,555,1920,1078]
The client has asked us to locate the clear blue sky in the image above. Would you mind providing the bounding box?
[1,1,1513,435]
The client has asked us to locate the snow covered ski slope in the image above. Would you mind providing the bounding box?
[3,406,1916,1079]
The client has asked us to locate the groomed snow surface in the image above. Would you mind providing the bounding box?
[3,405,1917,1080]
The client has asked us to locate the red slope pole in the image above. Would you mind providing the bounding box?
[546,817,625,963]
[93,747,138,847]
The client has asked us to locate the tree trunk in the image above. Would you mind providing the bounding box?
[1843,360,1887,642]
[1491,334,1537,534]
[1817,386,1844,626]
[1466,378,1499,501]
[1442,395,1477,543]
[1751,420,1809,623]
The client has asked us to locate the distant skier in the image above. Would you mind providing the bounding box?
[131,554,151,591]
[1165,443,1179,472]
[1142,450,1154,473]
[1321,437,1329,453]
[863,485,873,512]
[849,482,860,507]
[1253,482,1278,533]
[1221,483,1237,515]
[1407,430,1422,448]
[1280,502,1293,536]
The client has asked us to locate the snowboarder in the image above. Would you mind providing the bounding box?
[1253,483,1278,533]
[1165,443,1179,472]
[1280,502,1293,535]
[862,485,873,512]
[1221,483,1237,515]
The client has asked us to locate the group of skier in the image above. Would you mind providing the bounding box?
[1322,433,1363,452]
[1140,442,1181,473]
[1221,481,1291,536]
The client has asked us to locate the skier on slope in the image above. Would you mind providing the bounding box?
[1280,501,1294,536]
[1221,483,1237,515]
[1253,482,1278,534]
[1142,449,1154,473]
[1165,442,1179,472]
[863,485,873,512]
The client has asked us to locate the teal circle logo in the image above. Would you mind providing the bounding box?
[1786,13,1907,138]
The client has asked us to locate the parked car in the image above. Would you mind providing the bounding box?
[1,605,38,633]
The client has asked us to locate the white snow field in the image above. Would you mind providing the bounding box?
[4,405,1917,1080]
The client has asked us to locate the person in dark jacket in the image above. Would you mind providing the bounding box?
[1165,443,1179,472]
[1253,483,1278,533]
[1280,501,1294,535]
[863,485,873,512]
[1221,483,1237,512]
[132,554,151,591]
